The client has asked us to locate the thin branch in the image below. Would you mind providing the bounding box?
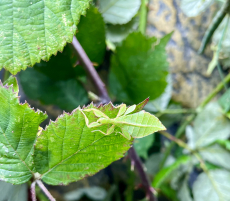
[72,36,156,201]
[31,181,37,201]
[71,36,110,103]
[36,180,56,201]
[128,147,157,201]
[139,0,149,34]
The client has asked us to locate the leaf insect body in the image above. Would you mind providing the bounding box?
[81,104,136,140]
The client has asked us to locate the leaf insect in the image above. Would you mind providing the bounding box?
[81,104,136,140]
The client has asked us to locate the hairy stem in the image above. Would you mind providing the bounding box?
[72,36,156,201]
[160,72,230,168]
[36,180,56,201]
[31,181,37,201]
[71,36,110,103]
[139,0,148,34]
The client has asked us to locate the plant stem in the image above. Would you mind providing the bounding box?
[31,181,37,201]
[156,108,196,118]
[36,180,56,201]
[71,36,110,103]
[72,36,156,201]
[159,113,196,169]
[139,0,148,34]
[198,72,230,110]
[128,147,157,201]
[160,72,230,168]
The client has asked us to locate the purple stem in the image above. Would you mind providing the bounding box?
[31,181,37,201]
[71,36,157,201]
[36,180,56,201]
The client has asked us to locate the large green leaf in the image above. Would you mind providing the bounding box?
[34,105,132,185]
[178,181,193,201]
[0,0,91,74]
[186,102,230,149]
[0,79,47,184]
[99,0,141,25]
[109,32,170,104]
[193,170,230,201]
[76,6,106,66]
[180,0,214,17]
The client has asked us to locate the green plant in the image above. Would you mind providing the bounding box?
[1,0,230,201]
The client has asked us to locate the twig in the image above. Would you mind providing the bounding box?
[128,147,157,201]
[71,36,156,201]
[31,181,37,201]
[71,36,110,103]
[36,180,56,201]
[155,108,196,118]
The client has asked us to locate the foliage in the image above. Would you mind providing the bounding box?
[1,0,230,201]
[0,0,92,74]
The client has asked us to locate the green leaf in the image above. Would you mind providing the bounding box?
[180,0,214,17]
[192,170,230,201]
[76,6,106,66]
[82,104,166,139]
[0,0,92,74]
[109,32,170,104]
[152,156,190,188]
[3,76,19,95]
[218,88,230,113]
[99,0,141,25]
[186,102,230,149]
[0,181,27,201]
[0,82,48,184]
[19,67,89,111]
[160,184,180,201]
[134,134,154,159]
[34,104,133,185]
[212,15,230,68]
[178,181,193,201]
[199,144,230,170]
[106,18,139,43]
[216,139,230,151]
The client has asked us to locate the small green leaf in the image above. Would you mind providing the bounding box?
[180,0,214,17]
[0,81,47,184]
[0,0,92,74]
[3,76,19,94]
[193,170,230,201]
[134,135,154,159]
[106,18,139,43]
[218,88,230,113]
[76,6,106,66]
[109,32,170,104]
[152,156,190,188]
[99,0,141,25]
[199,144,230,170]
